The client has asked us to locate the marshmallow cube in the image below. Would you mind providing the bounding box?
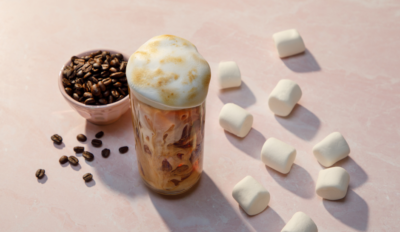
[218,61,241,89]
[273,29,306,58]
[313,132,350,167]
[232,176,270,216]
[219,103,253,137]
[281,212,318,232]
[261,138,296,174]
[315,167,350,200]
[268,79,302,117]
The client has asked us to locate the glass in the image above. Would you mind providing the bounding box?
[129,91,205,195]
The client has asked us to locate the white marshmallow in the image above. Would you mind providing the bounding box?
[281,212,318,232]
[261,138,296,174]
[217,61,241,89]
[219,103,253,137]
[232,176,270,216]
[315,167,350,200]
[268,79,302,117]
[313,132,350,167]
[273,29,306,58]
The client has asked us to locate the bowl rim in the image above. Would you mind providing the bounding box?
[58,49,130,109]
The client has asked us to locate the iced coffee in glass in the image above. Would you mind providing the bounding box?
[126,35,211,195]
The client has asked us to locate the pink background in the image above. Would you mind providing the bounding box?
[1,0,399,231]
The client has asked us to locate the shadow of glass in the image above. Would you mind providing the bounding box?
[149,172,253,232]
[275,104,320,141]
[238,206,285,231]
[327,157,368,189]
[37,175,48,184]
[266,164,315,199]
[323,189,369,231]
[218,81,256,109]
[281,49,321,73]
[224,128,266,159]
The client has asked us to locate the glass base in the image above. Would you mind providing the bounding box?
[141,174,201,195]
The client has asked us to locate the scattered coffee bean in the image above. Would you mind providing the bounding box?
[68,156,79,166]
[119,146,129,154]
[83,173,93,182]
[74,146,84,153]
[62,51,128,105]
[77,134,87,142]
[82,151,94,161]
[102,148,110,158]
[95,131,104,138]
[51,134,63,145]
[59,155,69,164]
[91,139,102,147]
[35,169,45,179]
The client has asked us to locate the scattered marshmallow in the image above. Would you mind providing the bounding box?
[313,132,350,167]
[232,176,270,215]
[273,29,306,58]
[281,212,318,232]
[268,79,302,117]
[261,138,296,174]
[218,61,241,89]
[219,103,253,137]
[315,167,350,200]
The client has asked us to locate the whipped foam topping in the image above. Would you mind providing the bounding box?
[126,35,211,110]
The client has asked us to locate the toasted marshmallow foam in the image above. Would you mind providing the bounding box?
[126,35,211,110]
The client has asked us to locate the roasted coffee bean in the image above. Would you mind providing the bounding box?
[83,173,93,182]
[98,81,106,91]
[117,87,126,96]
[77,134,87,142]
[103,78,112,86]
[103,90,110,97]
[62,78,71,87]
[91,84,100,96]
[119,77,127,82]
[111,79,117,83]
[93,50,102,56]
[111,89,120,98]
[115,53,123,60]
[91,139,102,147]
[108,95,114,104]
[110,59,117,67]
[83,92,93,98]
[102,148,110,158]
[76,78,84,84]
[51,134,62,145]
[121,87,128,92]
[95,131,104,138]
[74,146,84,153]
[77,70,84,77]
[68,156,79,166]
[119,146,129,154]
[83,72,92,79]
[91,76,99,83]
[78,97,84,102]
[101,71,109,78]
[82,151,94,161]
[73,93,80,101]
[84,56,91,60]
[119,62,127,71]
[101,63,109,70]
[93,63,101,69]
[75,89,83,96]
[36,169,45,179]
[109,67,117,73]
[59,155,69,164]
[113,82,122,88]
[74,83,83,90]
[84,98,95,105]
[117,95,125,101]
[98,98,107,105]
[110,72,125,79]
[65,87,73,95]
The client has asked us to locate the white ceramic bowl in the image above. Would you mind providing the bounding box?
[58,49,130,125]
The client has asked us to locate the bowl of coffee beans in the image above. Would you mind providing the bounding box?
[58,49,131,125]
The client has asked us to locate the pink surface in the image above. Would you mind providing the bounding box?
[0,0,399,231]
